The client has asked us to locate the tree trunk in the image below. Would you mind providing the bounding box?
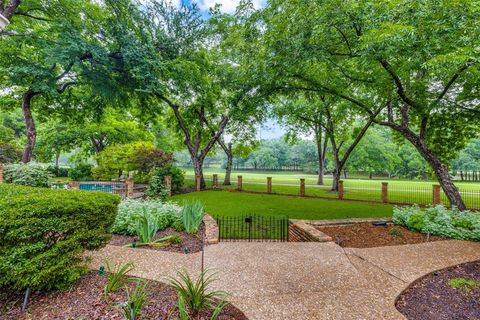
[331,167,342,192]
[400,129,466,210]
[192,157,206,189]
[21,89,39,163]
[314,125,324,185]
[223,142,233,185]
[55,152,60,176]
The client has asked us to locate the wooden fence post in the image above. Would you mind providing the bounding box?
[126,177,134,197]
[195,175,201,192]
[267,177,272,194]
[338,180,344,200]
[68,181,80,190]
[164,175,172,196]
[0,163,3,184]
[212,174,218,189]
[381,182,388,204]
[237,175,243,191]
[433,184,441,205]
[300,178,305,197]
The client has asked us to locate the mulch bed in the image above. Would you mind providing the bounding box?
[317,222,446,248]
[109,225,205,253]
[0,272,247,320]
[396,260,480,320]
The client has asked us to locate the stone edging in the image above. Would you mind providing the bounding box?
[203,214,219,245]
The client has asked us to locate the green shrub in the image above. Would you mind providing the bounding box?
[4,163,50,187]
[145,174,169,200]
[181,201,204,234]
[112,199,182,235]
[0,143,22,163]
[393,205,480,241]
[69,163,94,181]
[0,184,120,292]
[46,165,69,177]
[149,164,185,193]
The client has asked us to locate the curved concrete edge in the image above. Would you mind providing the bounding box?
[392,254,480,308]
[203,213,219,245]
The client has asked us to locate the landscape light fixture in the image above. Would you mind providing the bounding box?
[0,13,9,30]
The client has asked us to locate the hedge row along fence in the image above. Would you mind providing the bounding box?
[0,184,120,292]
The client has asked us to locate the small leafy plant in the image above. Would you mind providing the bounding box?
[120,279,149,320]
[389,227,402,237]
[448,277,480,294]
[169,270,228,317]
[104,260,135,300]
[181,201,204,234]
[112,199,183,235]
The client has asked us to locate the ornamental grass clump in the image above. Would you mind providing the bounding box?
[135,210,159,244]
[104,261,135,300]
[393,205,480,241]
[169,270,228,318]
[181,201,204,234]
[119,279,149,320]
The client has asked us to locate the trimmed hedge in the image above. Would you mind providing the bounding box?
[0,184,120,292]
[393,205,480,241]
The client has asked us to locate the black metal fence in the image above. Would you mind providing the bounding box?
[216,214,289,242]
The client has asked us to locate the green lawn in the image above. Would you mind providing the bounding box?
[171,190,394,220]
[182,168,480,209]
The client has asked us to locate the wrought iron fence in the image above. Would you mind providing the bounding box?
[78,181,127,195]
[216,214,289,242]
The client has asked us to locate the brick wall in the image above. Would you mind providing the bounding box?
[289,220,332,242]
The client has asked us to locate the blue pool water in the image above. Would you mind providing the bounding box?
[79,183,114,192]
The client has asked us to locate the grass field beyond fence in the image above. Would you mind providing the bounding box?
[172,190,394,220]
[182,169,480,209]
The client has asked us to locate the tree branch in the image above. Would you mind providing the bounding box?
[2,0,21,20]
[379,59,419,109]
[434,60,476,106]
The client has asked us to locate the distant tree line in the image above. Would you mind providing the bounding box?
[176,126,480,181]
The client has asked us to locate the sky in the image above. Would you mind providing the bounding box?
[178,0,266,13]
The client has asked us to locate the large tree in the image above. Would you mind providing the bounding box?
[252,0,480,210]
[0,0,129,163]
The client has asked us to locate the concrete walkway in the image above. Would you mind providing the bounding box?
[90,240,480,320]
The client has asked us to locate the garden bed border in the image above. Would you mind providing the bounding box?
[289,217,393,242]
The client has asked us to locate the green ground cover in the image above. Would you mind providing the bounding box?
[182,169,480,209]
[171,190,394,220]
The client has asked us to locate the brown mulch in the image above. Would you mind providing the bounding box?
[109,225,205,253]
[317,222,446,248]
[0,272,247,320]
[396,260,480,320]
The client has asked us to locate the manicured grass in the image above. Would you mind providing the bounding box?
[182,168,480,209]
[171,190,394,220]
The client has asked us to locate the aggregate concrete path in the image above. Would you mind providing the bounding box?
[90,240,480,320]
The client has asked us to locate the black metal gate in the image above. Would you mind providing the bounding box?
[216,214,289,242]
